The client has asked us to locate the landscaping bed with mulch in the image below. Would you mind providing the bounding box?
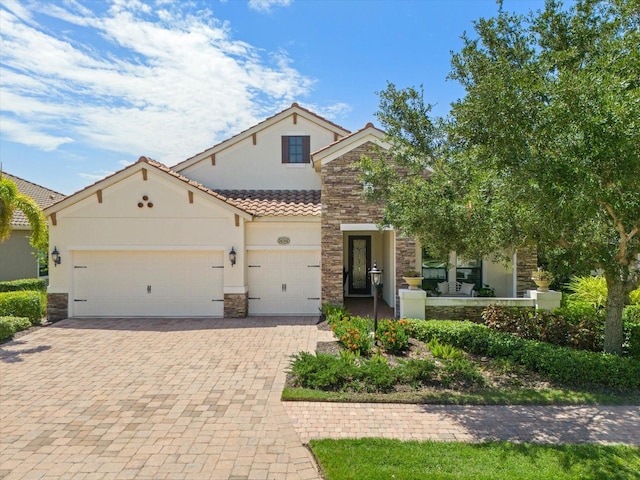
[283,319,640,405]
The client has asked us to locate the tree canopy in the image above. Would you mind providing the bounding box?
[361,0,639,354]
[0,175,48,251]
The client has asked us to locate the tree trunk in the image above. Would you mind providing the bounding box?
[603,275,627,355]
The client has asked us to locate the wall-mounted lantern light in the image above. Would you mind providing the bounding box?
[229,247,237,267]
[51,246,62,267]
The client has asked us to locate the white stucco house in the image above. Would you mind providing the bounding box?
[44,103,536,320]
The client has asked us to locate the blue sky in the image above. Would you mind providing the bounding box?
[1,0,546,195]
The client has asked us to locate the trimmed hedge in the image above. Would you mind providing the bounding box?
[482,305,602,351]
[0,316,32,341]
[0,291,43,324]
[409,320,640,389]
[0,278,46,293]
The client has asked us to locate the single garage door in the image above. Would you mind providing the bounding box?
[72,250,224,317]
[248,250,321,315]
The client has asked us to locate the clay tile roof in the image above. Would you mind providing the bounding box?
[214,190,321,217]
[2,172,66,227]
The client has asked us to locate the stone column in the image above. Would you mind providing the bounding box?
[516,247,538,297]
[47,293,68,322]
[224,293,248,318]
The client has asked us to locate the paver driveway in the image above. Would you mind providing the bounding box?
[3,317,639,480]
[0,317,325,480]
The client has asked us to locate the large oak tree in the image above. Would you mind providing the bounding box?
[361,0,639,354]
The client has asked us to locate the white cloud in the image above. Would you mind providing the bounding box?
[79,170,116,182]
[311,102,352,122]
[0,0,312,165]
[0,117,74,151]
[1,0,34,23]
[248,0,293,12]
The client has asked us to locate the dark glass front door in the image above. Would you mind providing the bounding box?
[348,236,371,295]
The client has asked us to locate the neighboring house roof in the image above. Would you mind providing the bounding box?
[215,190,321,217]
[172,102,352,172]
[2,172,65,228]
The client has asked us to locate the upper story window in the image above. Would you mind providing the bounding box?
[282,136,310,164]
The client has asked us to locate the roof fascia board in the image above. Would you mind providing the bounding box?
[44,161,253,220]
[173,105,351,172]
[312,128,391,171]
[44,162,147,215]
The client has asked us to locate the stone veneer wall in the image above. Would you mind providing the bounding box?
[321,142,384,305]
[224,293,248,318]
[516,247,538,297]
[321,141,416,314]
[47,293,68,322]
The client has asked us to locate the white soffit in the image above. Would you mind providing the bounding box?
[340,223,393,231]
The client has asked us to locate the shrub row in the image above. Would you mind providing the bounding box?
[0,291,44,324]
[482,305,640,358]
[0,278,46,293]
[0,316,32,341]
[410,320,640,389]
[288,351,485,393]
[482,305,603,351]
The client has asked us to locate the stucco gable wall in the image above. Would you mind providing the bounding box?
[320,141,416,307]
[180,116,334,190]
[48,168,244,292]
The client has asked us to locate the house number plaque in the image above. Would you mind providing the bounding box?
[277,236,290,245]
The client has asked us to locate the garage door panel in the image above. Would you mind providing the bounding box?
[72,251,223,317]
[248,250,320,316]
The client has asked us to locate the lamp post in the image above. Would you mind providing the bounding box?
[369,262,382,337]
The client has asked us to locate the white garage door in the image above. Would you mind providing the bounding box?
[248,250,321,315]
[72,251,224,317]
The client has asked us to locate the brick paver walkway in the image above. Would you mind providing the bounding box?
[2,318,638,480]
[284,403,640,445]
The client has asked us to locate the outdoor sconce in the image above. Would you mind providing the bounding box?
[51,246,62,267]
[229,247,237,267]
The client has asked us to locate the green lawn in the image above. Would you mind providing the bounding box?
[310,439,640,480]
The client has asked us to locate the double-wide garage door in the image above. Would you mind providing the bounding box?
[72,251,224,317]
[248,250,321,315]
